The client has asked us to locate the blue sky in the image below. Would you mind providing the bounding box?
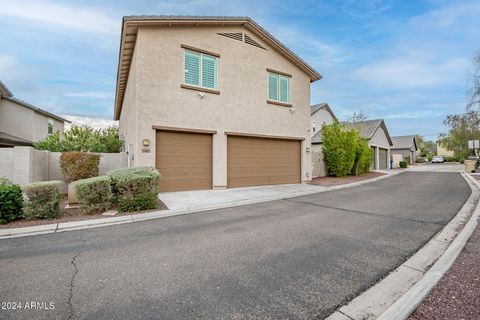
[0,0,479,140]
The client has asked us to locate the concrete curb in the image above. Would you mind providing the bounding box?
[326,172,480,320]
[0,171,402,240]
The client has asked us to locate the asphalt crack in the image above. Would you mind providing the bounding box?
[282,198,446,226]
[67,252,80,320]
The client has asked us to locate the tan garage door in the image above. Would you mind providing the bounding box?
[227,135,301,188]
[379,148,388,170]
[155,130,212,192]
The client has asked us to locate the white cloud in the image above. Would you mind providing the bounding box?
[63,115,117,130]
[354,56,470,88]
[64,92,113,99]
[0,0,119,35]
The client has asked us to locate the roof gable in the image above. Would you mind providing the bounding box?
[391,135,417,150]
[114,16,323,120]
[341,119,393,146]
[311,103,338,122]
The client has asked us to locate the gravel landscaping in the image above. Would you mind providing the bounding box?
[310,171,386,187]
[409,217,480,320]
[0,198,168,229]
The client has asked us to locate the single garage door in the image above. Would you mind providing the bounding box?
[227,135,301,188]
[379,148,388,170]
[155,130,212,192]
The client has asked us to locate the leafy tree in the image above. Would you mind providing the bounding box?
[347,111,368,122]
[416,135,435,157]
[34,125,123,153]
[439,111,480,161]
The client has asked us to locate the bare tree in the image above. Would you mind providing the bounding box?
[467,51,480,110]
[347,111,368,122]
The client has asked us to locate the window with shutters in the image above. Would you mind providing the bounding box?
[268,72,290,104]
[184,49,217,90]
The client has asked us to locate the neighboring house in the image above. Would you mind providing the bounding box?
[0,81,69,147]
[437,141,454,157]
[342,119,393,170]
[391,135,418,163]
[114,16,322,192]
[310,103,338,177]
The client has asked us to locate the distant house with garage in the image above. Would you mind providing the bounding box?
[391,135,418,163]
[310,103,338,177]
[114,16,322,192]
[342,119,393,170]
[0,80,69,147]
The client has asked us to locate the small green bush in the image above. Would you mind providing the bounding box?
[399,161,408,168]
[445,156,459,162]
[74,176,113,215]
[23,181,62,220]
[107,167,161,212]
[0,184,23,224]
[427,153,434,162]
[60,152,101,183]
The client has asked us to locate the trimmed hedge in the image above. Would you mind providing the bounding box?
[74,176,113,215]
[0,184,23,224]
[107,167,161,212]
[60,152,101,183]
[399,161,408,168]
[322,123,357,177]
[23,181,62,220]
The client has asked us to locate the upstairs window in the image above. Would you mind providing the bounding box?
[47,118,54,135]
[268,71,290,104]
[184,49,217,90]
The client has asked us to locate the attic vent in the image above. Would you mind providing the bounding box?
[217,32,267,50]
[244,34,266,50]
[217,32,243,42]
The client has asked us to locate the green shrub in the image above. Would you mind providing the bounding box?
[23,181,62,220]
[34,125,124,153]
[107,167,161,212]
[0,184,23,224]
[427,153,434,162]
[74,176,113,215]
[399,161,408,168]
[355,138,372,175]
[445,156,459,162]
[60,152,101,183]
[322,123,357,177]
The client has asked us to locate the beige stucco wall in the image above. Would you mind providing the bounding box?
[0,148,14,181]
[369,127,391,170]
[391,148,415,163]
[0,98,65,142]
[121,25,314,188]
[311,109,335,137]
[311,144,328,177]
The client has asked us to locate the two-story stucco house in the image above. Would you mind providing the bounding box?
[114,16,322,192]
[0,80,69,147]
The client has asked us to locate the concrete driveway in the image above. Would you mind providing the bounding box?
[0,171,471,320]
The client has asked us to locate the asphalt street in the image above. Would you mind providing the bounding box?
[0,170,471,320]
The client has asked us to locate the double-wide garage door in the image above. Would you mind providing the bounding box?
[156,131,301,191]
[227,136,301,188]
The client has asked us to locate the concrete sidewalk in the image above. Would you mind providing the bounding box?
[159,184,327,210]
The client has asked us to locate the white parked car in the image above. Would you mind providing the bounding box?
[431,156,445,163]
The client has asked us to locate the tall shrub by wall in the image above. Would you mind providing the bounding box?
[322,123,357,177]
[60,152,101,183]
